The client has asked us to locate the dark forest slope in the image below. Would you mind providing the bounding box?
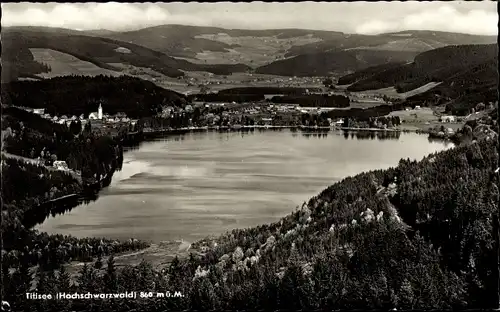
[338,44,498,115]
[1,75,187,118]
[1,28,251,82]
[255,50,418,76]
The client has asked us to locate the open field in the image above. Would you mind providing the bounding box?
[389,107,464,131]
[352,82,442,99]
[178,34,322,66]
[30,48,122,78]
[106,66,325,94]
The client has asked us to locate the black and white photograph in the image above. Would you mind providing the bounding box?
[1,1,499,311]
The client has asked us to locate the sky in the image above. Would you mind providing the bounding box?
[1,2,498,36]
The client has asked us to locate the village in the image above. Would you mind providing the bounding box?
[18,104,140,131]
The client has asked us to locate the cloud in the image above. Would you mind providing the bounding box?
[355,21,399,35]
[356,4,498,36]
[1,3,172,30]
[1,2,498,35]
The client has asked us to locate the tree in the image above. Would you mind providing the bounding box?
[322,78,333,88]
[94,255,103,270]
[58,265,71,291]
[104,255,118,292]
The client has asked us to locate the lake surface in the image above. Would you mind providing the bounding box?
[37,130,453,242]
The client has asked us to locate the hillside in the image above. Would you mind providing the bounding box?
[100,24,343,61]
[255,50,418,77]
[1,27,251,82]
[286,30,497,56]
[94,25,496,68]
[1,75,188,118]
[337,44,498,115]
[255,30,496,76]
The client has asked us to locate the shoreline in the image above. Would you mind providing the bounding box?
[37,124,455,273]
[129,124,436,139]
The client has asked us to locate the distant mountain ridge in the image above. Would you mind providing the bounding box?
[1,27,252,82]
[254,30,497,76]
[87,25,497,71]
[2,25,497,81]
[285,30,497,56]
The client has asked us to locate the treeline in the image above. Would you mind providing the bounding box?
[2,132,497,311]
[341,115,402,129]
[217,87,321,96]
[1,75,188,118]
[2,229,148,271]
[271,94,350,108]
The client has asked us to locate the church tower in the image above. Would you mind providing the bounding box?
[98,103,103,120]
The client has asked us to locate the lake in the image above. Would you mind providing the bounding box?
[37,130,453,243]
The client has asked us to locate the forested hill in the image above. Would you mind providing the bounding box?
[3,120,497,311]
[1,75,188,118]
[255,50,418,77]
[1,27,251,82]
[338,44,498,115]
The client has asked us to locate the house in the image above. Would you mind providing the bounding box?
[33,108,45,115]
[261,118,273,125]
[162,106,174,115]
[71,115,77,121]
[79,114,85,120]
[440,115,455,123]
[53,161,69,171]
[414,106,421,110]
[52,116,59,122]
[89,112,99,120]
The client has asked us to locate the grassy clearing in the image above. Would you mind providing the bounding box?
[389,107,464,131]
[30,48,122,78]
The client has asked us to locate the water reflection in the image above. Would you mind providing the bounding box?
[341,130,401,140]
